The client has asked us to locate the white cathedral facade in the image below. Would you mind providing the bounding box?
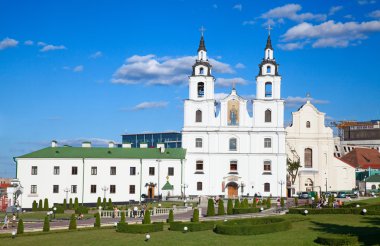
[182,34,287,198]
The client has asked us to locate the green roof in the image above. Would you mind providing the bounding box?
[366,175,380,182]
[162,181,174,190]
[16,147,186,160]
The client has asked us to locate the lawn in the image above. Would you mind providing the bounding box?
[0,214,379,245]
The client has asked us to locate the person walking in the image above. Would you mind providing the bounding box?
[140,204,145,218]
[2,215,8,229]
[11,214,16,228]
[133,206,138,218]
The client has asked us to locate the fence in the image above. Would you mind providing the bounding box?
[100,206,190,218]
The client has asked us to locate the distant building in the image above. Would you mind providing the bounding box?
[122,132,181,148]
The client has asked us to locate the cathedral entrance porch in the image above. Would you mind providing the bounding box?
[226,182,238,199]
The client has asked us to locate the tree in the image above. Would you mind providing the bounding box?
[192,208,199,222]
[242,198,249,208]
[167,209,174,223]
[97,197,101,208]
[32,200,37,211]
[43,216,50,232]
[102,198,107,209]
[38,199,43,211]
[227,199,233,215]
[69,198,73,209]
[143,210,151,224]
[69,214,77,230]
[44,198,49,211]
[294,197,299,206]
[63,199,67,209]
[108,198,113,210]
[252,198,257,208]
[287,158,302,185]
[17,218,24,234]
[94,213,101,228]
[266,197,271,209]
[280,197,285,208]
[314,193,319,204]
[234,199,240,209]
[218,199,225,215]
[206,199,215,216]
[74,197,79,210]
[120,211,126,223]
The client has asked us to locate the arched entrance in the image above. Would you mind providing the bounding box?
[305,178,313,192]
[226,182,238,199]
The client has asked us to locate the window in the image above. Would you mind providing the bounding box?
[264,138,272,148]
[195,138,202,148]
[265,109,272,122]
[200,67,204,75]
[264,161,271,172]
[197,182,203,191]
[110,185,116,194]
[264,183,270,192]
[197,82,204,97]
[196,110,202,122]
[229,138,237,151]
[168,167,174,176]
[90,185,97,193]
[230,161,238,172]
[130,166,136,175]
[71,185,77,194]
[304,148,313,168]
[31,166,37,175]
[196,161,204,171]
[53,185,59,193]
[110,166,116,175]
[31,185,37,194]
[72,166,78,175]
[129,185,135,194]
[91,166,97,175]
[306,121,311,128]
[372,185,376,190]
[266,66,271,73]
[265,82,272,97]
[53,166,60,175]
[149,167,155,176]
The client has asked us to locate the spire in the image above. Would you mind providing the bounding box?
[198,26,207,52]
[265,24,273,50]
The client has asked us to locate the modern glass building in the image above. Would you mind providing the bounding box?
[121,132,182,148]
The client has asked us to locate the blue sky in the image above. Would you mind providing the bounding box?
[1,0,380,177]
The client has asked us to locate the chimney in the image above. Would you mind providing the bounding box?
[157,143,165,153]
[122,143,132,148]
[51,140,57,148]
[108,141,115,148]
[140,143,148,148]
[82,141,91,148]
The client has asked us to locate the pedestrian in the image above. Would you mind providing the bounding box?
[2,215,8,229]
[11,214,16,228]
[133,206,138,218]
[140,204,145,218]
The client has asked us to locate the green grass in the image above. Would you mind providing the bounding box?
[0,214,379,245]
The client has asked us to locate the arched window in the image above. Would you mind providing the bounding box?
[265,109,272,123]
[266,66,271,73]
[229,138,237,151]
[197,82,204,97]
[264,161,271,172]
[304,148,313,168]
[199,67,204,75]
[196,110,202,122]
[195,138,202,148]
[265,82,272,97]
[306,121,311,128]
[264,138,271,148]
[267,50,270,59]
[264,183,270,192]
[371,185,376,190]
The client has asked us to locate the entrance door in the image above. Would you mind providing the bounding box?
[227,182,238,198]
[148,186,155,198]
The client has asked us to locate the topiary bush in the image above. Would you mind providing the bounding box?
[43,216,50,232]
[75,205,89,214]
[54,204,65,214]
[170,221,216,232]
[69,198,73,209]
[288,207,380,215]
[32,200,38,211]
[242,198,249,208]
[116,222,164,233]
[233,207,261,214]
[280,197,285,208]
[227,199,233,215]
[108,198,113,210]
[167,209,174,223]
[63,199,67,209]
[252,199,257,208]
[192,208,199,222]
[69,214,77,230]
[74,197,79,210]
[218,199,225,215]
[94,212,101,228]
[44,198,49,211]
[38,199,43,211]
[120,211,126,223]
[97,197,101,208]
[17,218,24,234]
[315,234,359,246]
[102,198,107,209]
[207,199,215,217]
[143,210,151,224]
[266,197,271,209]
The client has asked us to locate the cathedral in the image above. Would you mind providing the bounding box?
[182,33,287,198]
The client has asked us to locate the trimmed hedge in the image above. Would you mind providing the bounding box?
[288,208,380,215]
[214,217,291,235]
[169,221,216,232]
[17,218,24,234]
[75,205,89,214]
[232,207,261,214]
[116,222,164,233]
[315,234,359,246]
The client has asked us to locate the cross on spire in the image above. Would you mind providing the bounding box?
[266,24,273,36]
[306,92,311,102]
[199,26,206,37]
[232,81,236,90]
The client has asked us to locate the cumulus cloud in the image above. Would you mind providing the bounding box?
[235,63,246,69]
[358,0,376,5]
[124,101,169,111]
[233,4,242,11]
[73,65,84,72]
[261,4,326,23]
[40,44,66,52]
[329,6,343,16]
[0,37,18,50]
[369,10,380,18]
[24,40,34,45]
[281,20,380,48]
[90,51,102,59]
[111,54,235,85]
[285,96,329,107]
[215,77,248,87]
[243,20,255,26]
[37,41,46,46]
[278,41,307,50]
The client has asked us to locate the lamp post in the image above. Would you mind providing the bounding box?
[53,207,57,219]
[181,184,188,200]
[63,187,70,203]
[101,186,109,199]
[156,159,162,201]
[364,176,367,196]
[278,180,285,198]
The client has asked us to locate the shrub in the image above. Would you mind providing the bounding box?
[242,198,249,208]
[108,198,113,210]
[75,205,89,214]
[315,234,359,246]
[257,200,262,206]
[167,209,174,223]
[43,216,50,232]
[32,200,37,211]
[294,197,299,206]
[44,198,49,211]
[288,208,380,215]
[266,197,271,209]
[38,199,43,211]
[116,222,164,233]
[252,199,257,208]
[170,221,215,232]
[94,212,101,228]
[69,214,77,230]
[96,197,101,208]
[227,199,233,215]
[120,211,126,223]
[207,199,215,216]
[74,197,79,210]
[63,199,67,209]
[280,197,285,208]
[54,204,65,214]
[102,198,107,209]
[17,218,24,234]
[218,200,225,215]
[314,193,319,204]
[69,198,73,209]
[192,208,199,222]
[143,210,151,224]
[234,199,240,209]
[233,207,261,214]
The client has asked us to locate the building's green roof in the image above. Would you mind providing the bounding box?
[366,175,380,182]
[16,147,186,160]
[162,181,174,190]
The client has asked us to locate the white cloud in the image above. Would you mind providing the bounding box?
[329,6,343,16]
[40,44,66,52]
[126,101,169,111]
[58,138,114,147]
[235,63,246,69]
[285,96,329,107]
[278,41,307,50]
[242,20,255,26]
[358,0,376,5]
[369,10,380,18]
[112,54,235,85]
[37,41,46,46]
[215,77,248,87]
[90,51,103,59]
[24,40,34,45]
[233,4,242,11]
[73,65,84,72]
[344,14,354,19]
[0,37,18,50]
[261,4,326,23]
[214,93,229,101]
[282,20,380,48]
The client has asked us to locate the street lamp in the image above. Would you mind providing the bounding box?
[156,159,162,201]
[278,180,285,198]
[63,187,70,203]
[181,184,188,200]
[53,207,57,219]
[101,186,109,199]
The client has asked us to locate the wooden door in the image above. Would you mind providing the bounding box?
[227,184,238,198]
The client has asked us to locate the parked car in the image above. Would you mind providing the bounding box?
[331,192,338,198]
[299,192,309,199]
